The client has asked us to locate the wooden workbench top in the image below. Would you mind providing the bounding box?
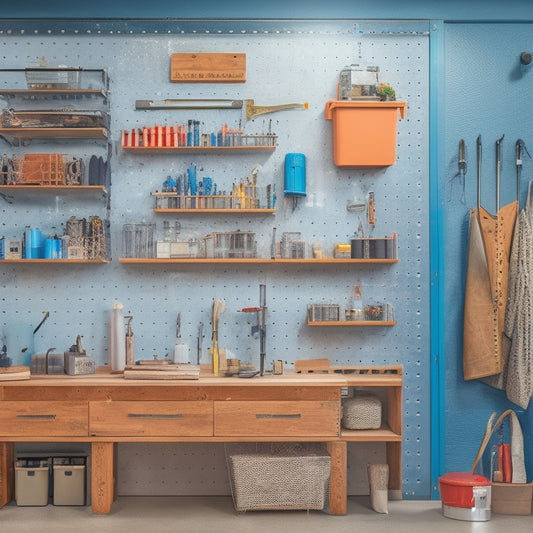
[1,367,343,387]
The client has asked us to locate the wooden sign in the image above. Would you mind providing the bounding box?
[171,53,246,83]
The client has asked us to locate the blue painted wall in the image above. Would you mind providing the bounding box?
[2,0,533,21]
[443,21,533,480]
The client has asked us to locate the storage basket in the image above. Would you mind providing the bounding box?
[472,409,532,515]
[324,100,407,167]
[226,443,330,512]
[15,458,50,506]
[491,481,533,515]
[342,393,382,430]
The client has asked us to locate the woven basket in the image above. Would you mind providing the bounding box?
[342,393,382,430]
[226,443,330,512]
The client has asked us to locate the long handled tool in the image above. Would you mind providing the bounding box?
[211,300,226,376]
[515,139,530,205]
[135,98,308,121]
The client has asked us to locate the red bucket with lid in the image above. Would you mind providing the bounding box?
[439,472,491,521]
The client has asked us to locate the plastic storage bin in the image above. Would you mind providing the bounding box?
[15,458,50,506]
[324,100,407,167]
[52,457,86,506]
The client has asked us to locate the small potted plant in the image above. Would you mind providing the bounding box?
[377,83,396,101]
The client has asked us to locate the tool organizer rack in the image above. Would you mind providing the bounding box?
[0,20,429,499]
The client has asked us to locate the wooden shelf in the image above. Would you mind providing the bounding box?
[154,208,275,214]
[341,425,402,442]
[1,259,109,264]
[0,185,107,194]
[0,89,106,98]
[308,320,396,327]
[122,145,275,153]
[119,257,398,265]
[0,127,108,143]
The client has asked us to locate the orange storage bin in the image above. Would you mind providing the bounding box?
[324,100,407,167]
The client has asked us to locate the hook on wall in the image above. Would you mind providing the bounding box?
[520,52,532,65]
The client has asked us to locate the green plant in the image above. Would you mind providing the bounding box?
[377,83,396,100]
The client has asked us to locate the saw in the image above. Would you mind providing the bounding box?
[135,98,308,121]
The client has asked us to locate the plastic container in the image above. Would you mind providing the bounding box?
[284,153,306,196]
[15,459,50,506]
[338,64,380,100]
[324,100,407,167]
[439,472,491,521]
[53,459,86,506]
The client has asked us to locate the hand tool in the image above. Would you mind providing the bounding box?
[125,315,135,366]
[173,312,190,364]
[515,139,530,205]
[367,191,376,228]
[238,284,267,376]
[135,98,308,122]
[33,311,50,335]
[197,322,204,365]
[211,299,226,376]
[447,139,467,202]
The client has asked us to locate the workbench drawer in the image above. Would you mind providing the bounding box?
[0,401,88,437]
[214,401,340,437]
[89,401,214,437]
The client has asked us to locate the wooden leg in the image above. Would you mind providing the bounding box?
[326,441,347,515]
[91,442,115,514]
[0,443,14,509]
[387,441,402,499]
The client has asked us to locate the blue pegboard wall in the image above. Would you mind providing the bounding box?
[0,20,430,497]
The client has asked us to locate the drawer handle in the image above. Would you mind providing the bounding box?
[127,414,183,419]
[16,414,56,420]
[255,414,301,419]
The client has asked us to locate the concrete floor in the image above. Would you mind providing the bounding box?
[1,496,531,533]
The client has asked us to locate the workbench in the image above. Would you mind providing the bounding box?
[0,368,402,515]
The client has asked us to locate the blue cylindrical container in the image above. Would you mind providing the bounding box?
[284,153,306,196]
[30,228,44,259]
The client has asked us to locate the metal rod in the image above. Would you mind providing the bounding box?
[516,139,522,202]
[135,99,243,110]
[259,284,266,376]
[496,134,504,213]
[477,135,482,212]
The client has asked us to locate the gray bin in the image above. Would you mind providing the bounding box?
[53,462,86,506]
[15,461,49,506]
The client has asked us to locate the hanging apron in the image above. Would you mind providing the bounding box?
[501,182,533,408]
